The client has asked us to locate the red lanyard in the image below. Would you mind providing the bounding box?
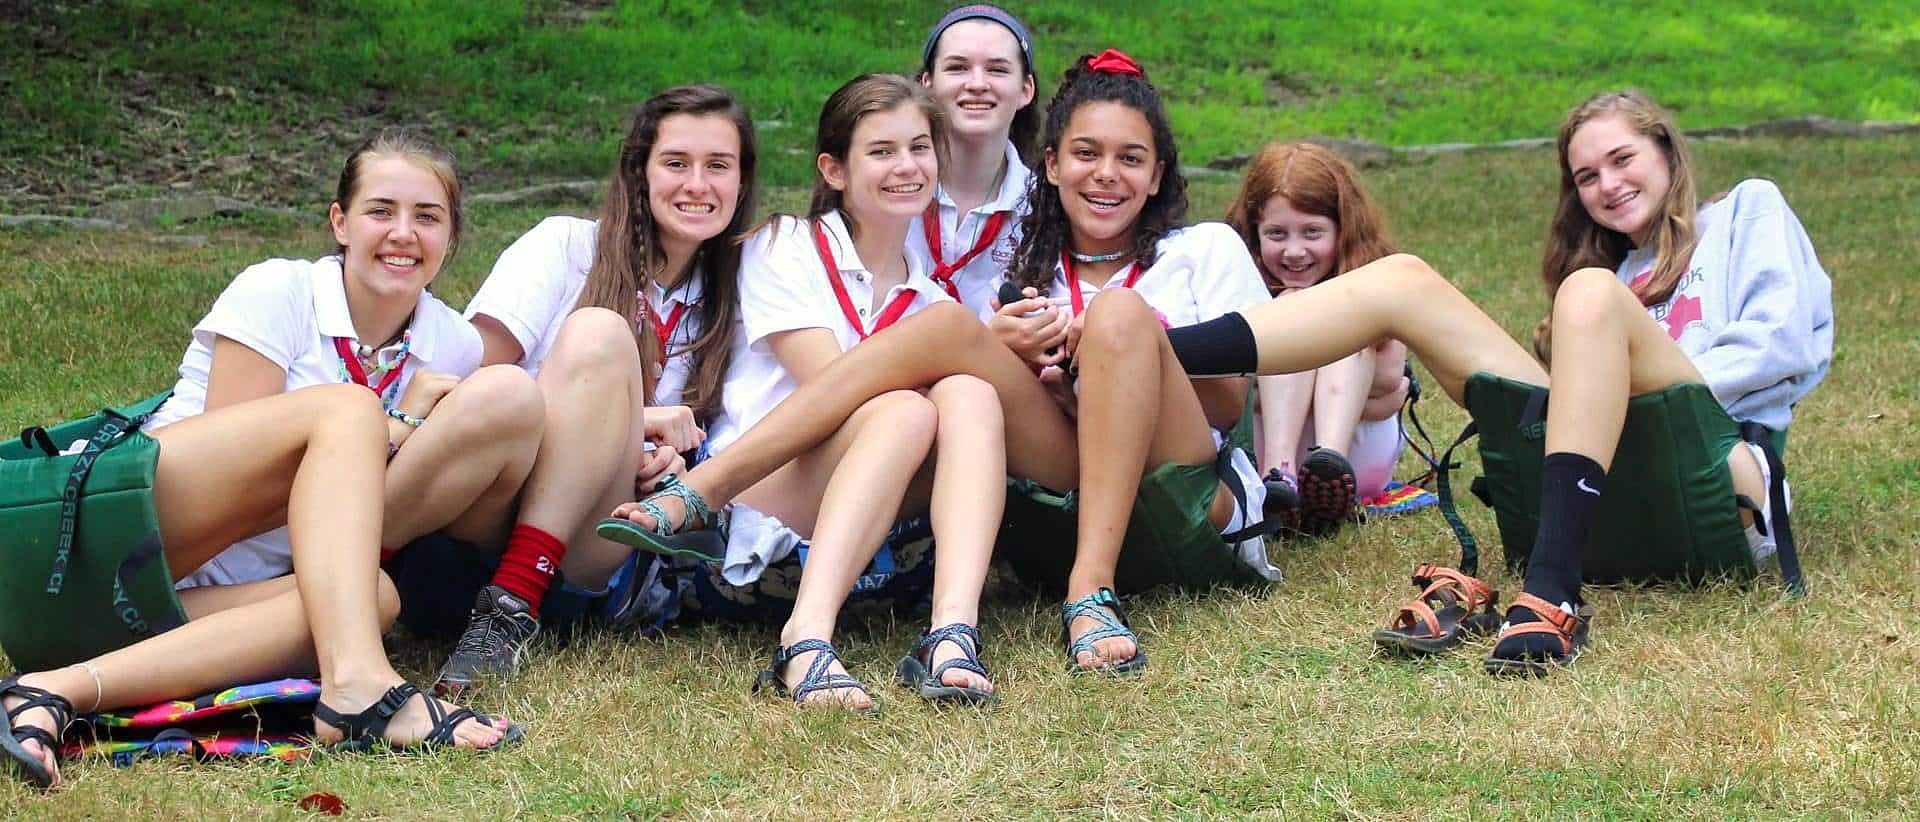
[923,203,1010,301]
[814,219,917,341]
[332,336,409,398]
[1061,251,1142,317]
[639,299,688,365]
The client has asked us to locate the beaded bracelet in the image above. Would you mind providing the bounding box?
[387,407,425,427]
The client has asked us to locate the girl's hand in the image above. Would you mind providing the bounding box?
[988,287,1071,367]
[642,404,704,453]
[396,369,459,419]
[1062,309,1087,360]
[633,445,687,496]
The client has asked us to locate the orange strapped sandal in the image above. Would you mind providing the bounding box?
[1372,563,1501,656]
[1482,592,1594,677]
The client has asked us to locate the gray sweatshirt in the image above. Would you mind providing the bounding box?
[1614,179,1833,431]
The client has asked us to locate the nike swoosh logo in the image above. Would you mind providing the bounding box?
[1576,477,1600,496]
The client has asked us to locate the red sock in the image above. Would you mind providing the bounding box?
[490,524,564,617]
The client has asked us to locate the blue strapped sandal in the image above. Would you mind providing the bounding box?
[753,639,876,713]
[596,473,729,563]
[3,675,73,789]
[1061,588,1147,675]
[894,623,996,705]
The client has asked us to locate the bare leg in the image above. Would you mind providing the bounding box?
[1310,347,1373,456]
[766,391,939,709]
[1257,370,1315,474]
[5,385,506,786]
[1238,254,1550,400]
[521,308,654,589]
[1066,290,1223,671]
[921,375,1003,692]
[1540,268,1704,466]
[613,303,1078,529]
[384,364,544,547]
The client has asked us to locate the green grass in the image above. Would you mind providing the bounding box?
[3,133,1918,816]
[3,1,1916,207]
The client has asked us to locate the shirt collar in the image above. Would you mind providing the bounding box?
[313,256,442,361]
[932,140,1031,217]
[820,210,946,301]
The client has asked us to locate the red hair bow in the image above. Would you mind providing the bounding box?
[1087,48,1143,78]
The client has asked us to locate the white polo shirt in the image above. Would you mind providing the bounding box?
[705,211,948,456]
[1037,222,1271,329]
[464,215,704,405]
[144,256,483,588]
[907,140,1030,317]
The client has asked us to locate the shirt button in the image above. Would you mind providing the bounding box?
[856,272,868,283]
[858,308,869,317]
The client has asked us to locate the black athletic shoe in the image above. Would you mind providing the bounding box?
[1262,468,1303,533]
[1299,447,1358,536]
[434,585,540,697]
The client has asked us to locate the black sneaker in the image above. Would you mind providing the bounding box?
[1299,447,1358,536]
[434,585,539,697]
[1262,468,1303,533]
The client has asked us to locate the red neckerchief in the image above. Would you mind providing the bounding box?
[639,298,688,366]
[332,336,409,397]
[1061,251,1142,317]
[814,219,917,340]
[923,203,1010,302]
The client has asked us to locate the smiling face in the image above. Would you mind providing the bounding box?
[1565,114,1672,246]
[1044,100,1164,257]
[646,111,744,265]
[922,19,1035,146]
[819,103,939,225]
[1256,195,1338,290]
[329,153,452,304]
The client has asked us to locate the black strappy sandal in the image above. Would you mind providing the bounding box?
[311,682,523,752]
[3,675,74,789]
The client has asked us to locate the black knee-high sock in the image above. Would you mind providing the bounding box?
[1165,312,1259,377]
[1516,452,1607,612]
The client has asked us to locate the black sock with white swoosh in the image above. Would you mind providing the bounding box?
[1512,452,1606,623]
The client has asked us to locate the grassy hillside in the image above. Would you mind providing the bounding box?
[2,0,1915,210]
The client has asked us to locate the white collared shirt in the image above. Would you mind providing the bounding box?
[148,255,482,588]
[705,211,947,455]
[908,140,1031,317]
[464,215,705,404]
[1037,222,1270,329]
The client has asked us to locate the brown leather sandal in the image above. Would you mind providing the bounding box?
[1372,564,1501,656]
[1483,592,1595,677]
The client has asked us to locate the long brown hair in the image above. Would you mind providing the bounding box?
[1542,90,1699,306]
[576,84,758,423]
[1224,141,1397,292]
[1008,51,1188,294]
[803,73,949,226]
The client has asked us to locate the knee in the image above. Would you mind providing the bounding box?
[927,374,1001,426]
[374,570,402,630]
[1550,267,1633,331]
[1365,252,1447,294]
[543,307,643,381]
[302,383,389,440]
[437,365,546,443]
[863,389,939,446]
[1079,287,1158,353]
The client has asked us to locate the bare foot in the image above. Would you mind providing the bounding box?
[927,632,995,694]
[608,480,713,533]
[2,680,66,788]
[779,645,873,711]
[314,681,512,750]
[1067,607,1139,672]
